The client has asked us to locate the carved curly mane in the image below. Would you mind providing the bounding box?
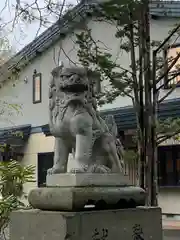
[49,67,99,127]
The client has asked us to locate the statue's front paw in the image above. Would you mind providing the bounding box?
[47,165,66,175]
[47,168,55,175]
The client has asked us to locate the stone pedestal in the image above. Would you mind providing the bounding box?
[28,173,146,211]
[28,186,145,211]
[10,207,163,240]
[46,173,131,187]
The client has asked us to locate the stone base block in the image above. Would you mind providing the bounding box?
[10,207,163,240]
[28,186,145,211]
[46,173,131,187]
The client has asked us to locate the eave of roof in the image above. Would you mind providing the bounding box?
[100,97,180,130]
[0,124,31,147]
[1,0,180,82]
[150,1,180,18]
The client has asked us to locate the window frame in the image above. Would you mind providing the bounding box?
[33,71,42,104]
[164,43,180,89]
[158,145,180,187]
[38,152,54,187]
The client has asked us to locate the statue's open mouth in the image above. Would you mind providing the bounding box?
[61,84,88,93]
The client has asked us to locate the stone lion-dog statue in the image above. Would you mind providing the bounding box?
[47,66,124,174]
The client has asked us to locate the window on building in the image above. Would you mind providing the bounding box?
[164,45,180,88]
[158,146,180,187]
[33,70,42,104]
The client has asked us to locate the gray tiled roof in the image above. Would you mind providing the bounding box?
[1,0,180,81]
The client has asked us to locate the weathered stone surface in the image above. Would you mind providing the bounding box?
[28,186,145,211]
[46,173,131,187]
[10,207,162,240]
[48,66,125,174]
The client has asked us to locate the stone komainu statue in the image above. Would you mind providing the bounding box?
[48,66,124,174]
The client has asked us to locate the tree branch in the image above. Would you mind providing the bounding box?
[154,23,180,54]
[156,52,180,90]
[157,129,180,145]
[158,84,176,104]
[128,9,139,105]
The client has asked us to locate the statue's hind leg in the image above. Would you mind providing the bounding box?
[102,134,124,173]
[47,137,69,174]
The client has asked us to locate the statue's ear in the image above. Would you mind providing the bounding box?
[87,70,101,94]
